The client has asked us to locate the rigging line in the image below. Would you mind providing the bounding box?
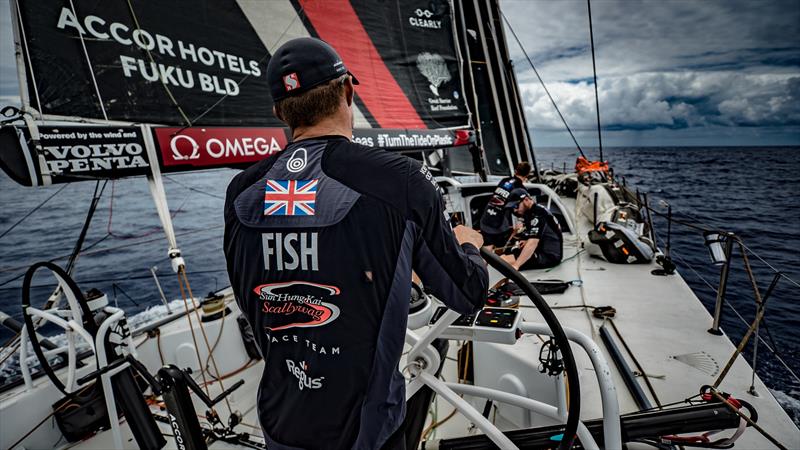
[123,0,191,125]
[499,10,586,159]
[586,0,603,162]
[0,232,110,277]
[174,269,212,397]
[178,5,305,131]
[178,267,234,414]
[164,176,225,199]
[0,225,224,279]
[65,180,108,276]
[646,199,797,287]
[739,241,800,289]
[0,183,70,239]
[13,0,42,118]
[0,180,111,359]
[68,0,108,120]
[669,252,718,294]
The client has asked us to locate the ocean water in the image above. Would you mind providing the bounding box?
[0,146,798,424]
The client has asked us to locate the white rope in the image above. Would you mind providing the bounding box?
[67,0,108,120]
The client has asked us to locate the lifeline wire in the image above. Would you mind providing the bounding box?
[0,183,70,239]
[649,223,799,384]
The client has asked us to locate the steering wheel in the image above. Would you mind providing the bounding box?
[480,248,581,450]
[21,261,99,398]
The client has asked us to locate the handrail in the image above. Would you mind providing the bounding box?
[518,322,620,449]
[480,247,582,450]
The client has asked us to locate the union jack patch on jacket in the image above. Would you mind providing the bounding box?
[264,179,318,216]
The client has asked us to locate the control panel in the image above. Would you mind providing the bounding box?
[429,306,521,344]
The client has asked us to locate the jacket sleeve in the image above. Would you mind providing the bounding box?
[407,162,488,314]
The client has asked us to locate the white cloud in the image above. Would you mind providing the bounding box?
[520,71,800,131]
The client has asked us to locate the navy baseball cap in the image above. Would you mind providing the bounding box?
[266,37,359,101]
[505,188,531,209]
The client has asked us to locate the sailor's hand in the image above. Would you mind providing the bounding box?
[454,225,483,248]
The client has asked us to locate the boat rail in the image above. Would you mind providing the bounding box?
[405,307,621,449]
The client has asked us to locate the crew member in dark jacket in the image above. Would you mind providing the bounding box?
[501,188,563,270]
[223,37,488,450]
[479,161,531,249]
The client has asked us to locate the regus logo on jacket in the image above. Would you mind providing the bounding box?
[286,359,325,391]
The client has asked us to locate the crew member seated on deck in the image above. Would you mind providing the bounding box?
[501,188,563,270]
[479,161,532,249]
[223,37,488,450]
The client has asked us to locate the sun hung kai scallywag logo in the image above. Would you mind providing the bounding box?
[253,281,340,331]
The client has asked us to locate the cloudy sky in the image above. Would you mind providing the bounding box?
[502,0,800,146]
[1,0,798,146]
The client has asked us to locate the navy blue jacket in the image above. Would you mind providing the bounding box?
[479,176,524,234]
[224,136,488,449]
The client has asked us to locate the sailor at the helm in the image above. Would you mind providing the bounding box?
[223,37,488,450]
[501,188,563,270]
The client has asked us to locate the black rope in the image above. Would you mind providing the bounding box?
[64,180,108,276]
[164,176,225,199]
[112,282,140,307]
[586,0,604,161]
[0,184,70,240]
[500,11,587,159]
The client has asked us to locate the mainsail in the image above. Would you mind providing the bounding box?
[14,0,470,129]
[2,0,487,186]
